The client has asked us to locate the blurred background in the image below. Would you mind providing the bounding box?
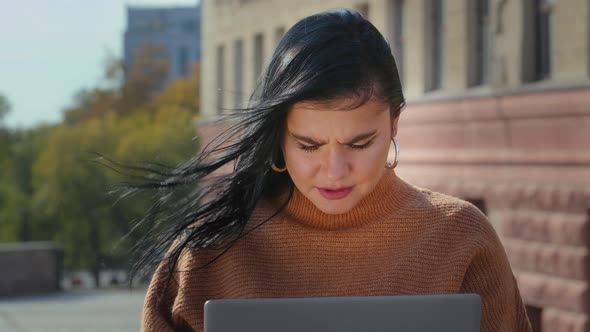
[1,0,589,331]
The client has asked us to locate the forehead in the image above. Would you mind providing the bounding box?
[286,98,390,134]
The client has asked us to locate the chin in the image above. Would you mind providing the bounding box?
[313,198,358,215]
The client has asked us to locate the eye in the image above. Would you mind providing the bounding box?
[296,142,319,152]
[349,140,375,150]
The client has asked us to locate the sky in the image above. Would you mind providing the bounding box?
[0,0,199,129]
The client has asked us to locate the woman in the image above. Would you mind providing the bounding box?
[135,8,532,332]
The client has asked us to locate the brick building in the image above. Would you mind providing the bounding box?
[200,1,590,330]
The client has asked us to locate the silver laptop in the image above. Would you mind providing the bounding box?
[204,294,481,332]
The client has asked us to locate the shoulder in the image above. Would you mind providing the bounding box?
[406,181,486,220]
[404,183,513,276]
[402,181,498,244]
[248,195,286,225]
[251,197,278,218]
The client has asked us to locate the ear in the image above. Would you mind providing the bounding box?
[391,113,400,137]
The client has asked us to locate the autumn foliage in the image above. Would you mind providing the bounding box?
[0,46,201,286]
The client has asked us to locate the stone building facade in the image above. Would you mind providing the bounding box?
[200,1,590,331]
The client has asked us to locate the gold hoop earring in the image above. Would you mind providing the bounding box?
[385,136,400,169]
[271,162,287,172]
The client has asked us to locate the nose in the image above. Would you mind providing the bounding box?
[324,148,349,182]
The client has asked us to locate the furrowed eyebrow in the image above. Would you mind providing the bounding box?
[289,130,377,145]
[290,133,326,145]
[344,130,377,145]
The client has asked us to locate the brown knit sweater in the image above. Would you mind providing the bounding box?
[141,171,532,331]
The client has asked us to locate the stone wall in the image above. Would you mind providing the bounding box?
[397,86,590,332]
[0,242,63,297]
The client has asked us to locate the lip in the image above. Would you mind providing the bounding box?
[317,186,354,200]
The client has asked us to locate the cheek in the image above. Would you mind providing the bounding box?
[290,155,317,176]
[283,146,317,177]
[353,139,390,180]
[354,148,386,176]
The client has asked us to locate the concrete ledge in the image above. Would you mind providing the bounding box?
[0,242,63,297]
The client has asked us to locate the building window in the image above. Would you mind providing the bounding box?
[468,0,490,87]
[466,199,488,216]
[425,0,444,92]
[534,0,552,80]
[150,18,165,32]
[254,33,265,85]
[234,39,243,108]
[356,3,370,19]
[275,26,286,48]
[178,47,189,76]
[216,45,225,114]
[526,305,542,332]
[182,20,195,33]
[523,0,552,82]
[391,0,405,83]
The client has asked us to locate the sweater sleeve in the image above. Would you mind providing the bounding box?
[458,210,532,332]
[141,260,178,331]
[141,250,201,332]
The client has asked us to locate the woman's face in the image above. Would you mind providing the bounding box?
[281,97,399,214]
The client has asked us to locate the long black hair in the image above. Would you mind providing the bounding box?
[114,8,405,287]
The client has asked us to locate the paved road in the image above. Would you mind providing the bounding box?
[0,290,146,332]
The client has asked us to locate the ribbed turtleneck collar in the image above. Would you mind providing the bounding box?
[275,171,416,230]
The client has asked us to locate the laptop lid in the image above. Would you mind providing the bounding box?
[204,294,481,332]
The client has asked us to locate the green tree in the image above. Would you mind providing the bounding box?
[0,126,53,242]
[0,93,13,241]
[33,118,118,284]
[117,44,170,115]
[33,107,198,286]
[26,55,201,286]
[0,50,201,286]
[0,94,10,122]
